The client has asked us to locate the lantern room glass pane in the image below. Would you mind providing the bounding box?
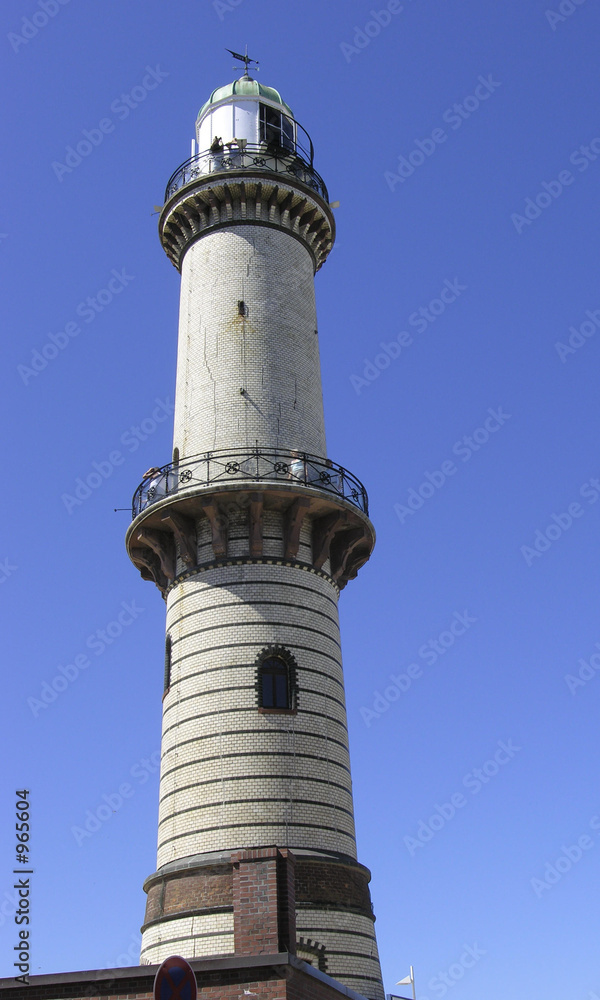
[259,104,294,152]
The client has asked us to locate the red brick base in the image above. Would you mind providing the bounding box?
[0,953,371,1000]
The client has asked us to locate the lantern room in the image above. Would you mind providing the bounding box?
[163,73,327,203]
[196,75,297,151]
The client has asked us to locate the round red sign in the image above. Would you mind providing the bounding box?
[154,955,197,1000]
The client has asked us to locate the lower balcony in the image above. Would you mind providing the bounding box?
[132,448,369,519]
[125,449,374,594]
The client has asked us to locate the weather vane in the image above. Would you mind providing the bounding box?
[226,46,259,76]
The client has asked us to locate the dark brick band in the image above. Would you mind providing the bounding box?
[144,863,232,925]
[143,853,375,928]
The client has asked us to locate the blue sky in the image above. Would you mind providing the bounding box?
[1,0,599,996]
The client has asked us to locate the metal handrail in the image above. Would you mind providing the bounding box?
[132,447,368,518]
[164,144,329,203]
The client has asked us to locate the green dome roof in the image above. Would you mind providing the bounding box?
[198,77,293,119]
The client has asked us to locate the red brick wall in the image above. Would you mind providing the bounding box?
[232,848,296,955]
[0,959,360,1000]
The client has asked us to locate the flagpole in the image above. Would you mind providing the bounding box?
[395,967,416,1000]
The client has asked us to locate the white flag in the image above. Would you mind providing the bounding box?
[397,975,413,985]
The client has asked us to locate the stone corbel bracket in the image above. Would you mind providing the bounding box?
[126,483,374,594]
[159,174,335,274]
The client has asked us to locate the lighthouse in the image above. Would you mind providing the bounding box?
[125,62,384,1000]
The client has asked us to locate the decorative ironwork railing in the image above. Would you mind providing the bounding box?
[132,448,368,518]
[164,144,329,203]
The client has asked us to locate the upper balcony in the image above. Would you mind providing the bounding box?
[164,142,329,205]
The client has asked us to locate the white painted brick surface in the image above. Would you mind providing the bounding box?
[172,226,327,460]
[296,910,384,1000]
[141,911,234,964]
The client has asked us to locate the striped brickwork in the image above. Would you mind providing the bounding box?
[132,101,384,1000]
[295,908,384,1000]
[157,561,355,866]
[140,508,383,997]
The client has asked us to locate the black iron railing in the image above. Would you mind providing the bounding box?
[164,144,329,203]
[132,448,368,518]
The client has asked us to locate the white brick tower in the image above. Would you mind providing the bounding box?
[126,66,384,1000]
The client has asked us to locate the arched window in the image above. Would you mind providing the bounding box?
[261,657,289,708]
[256,646,298,713]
